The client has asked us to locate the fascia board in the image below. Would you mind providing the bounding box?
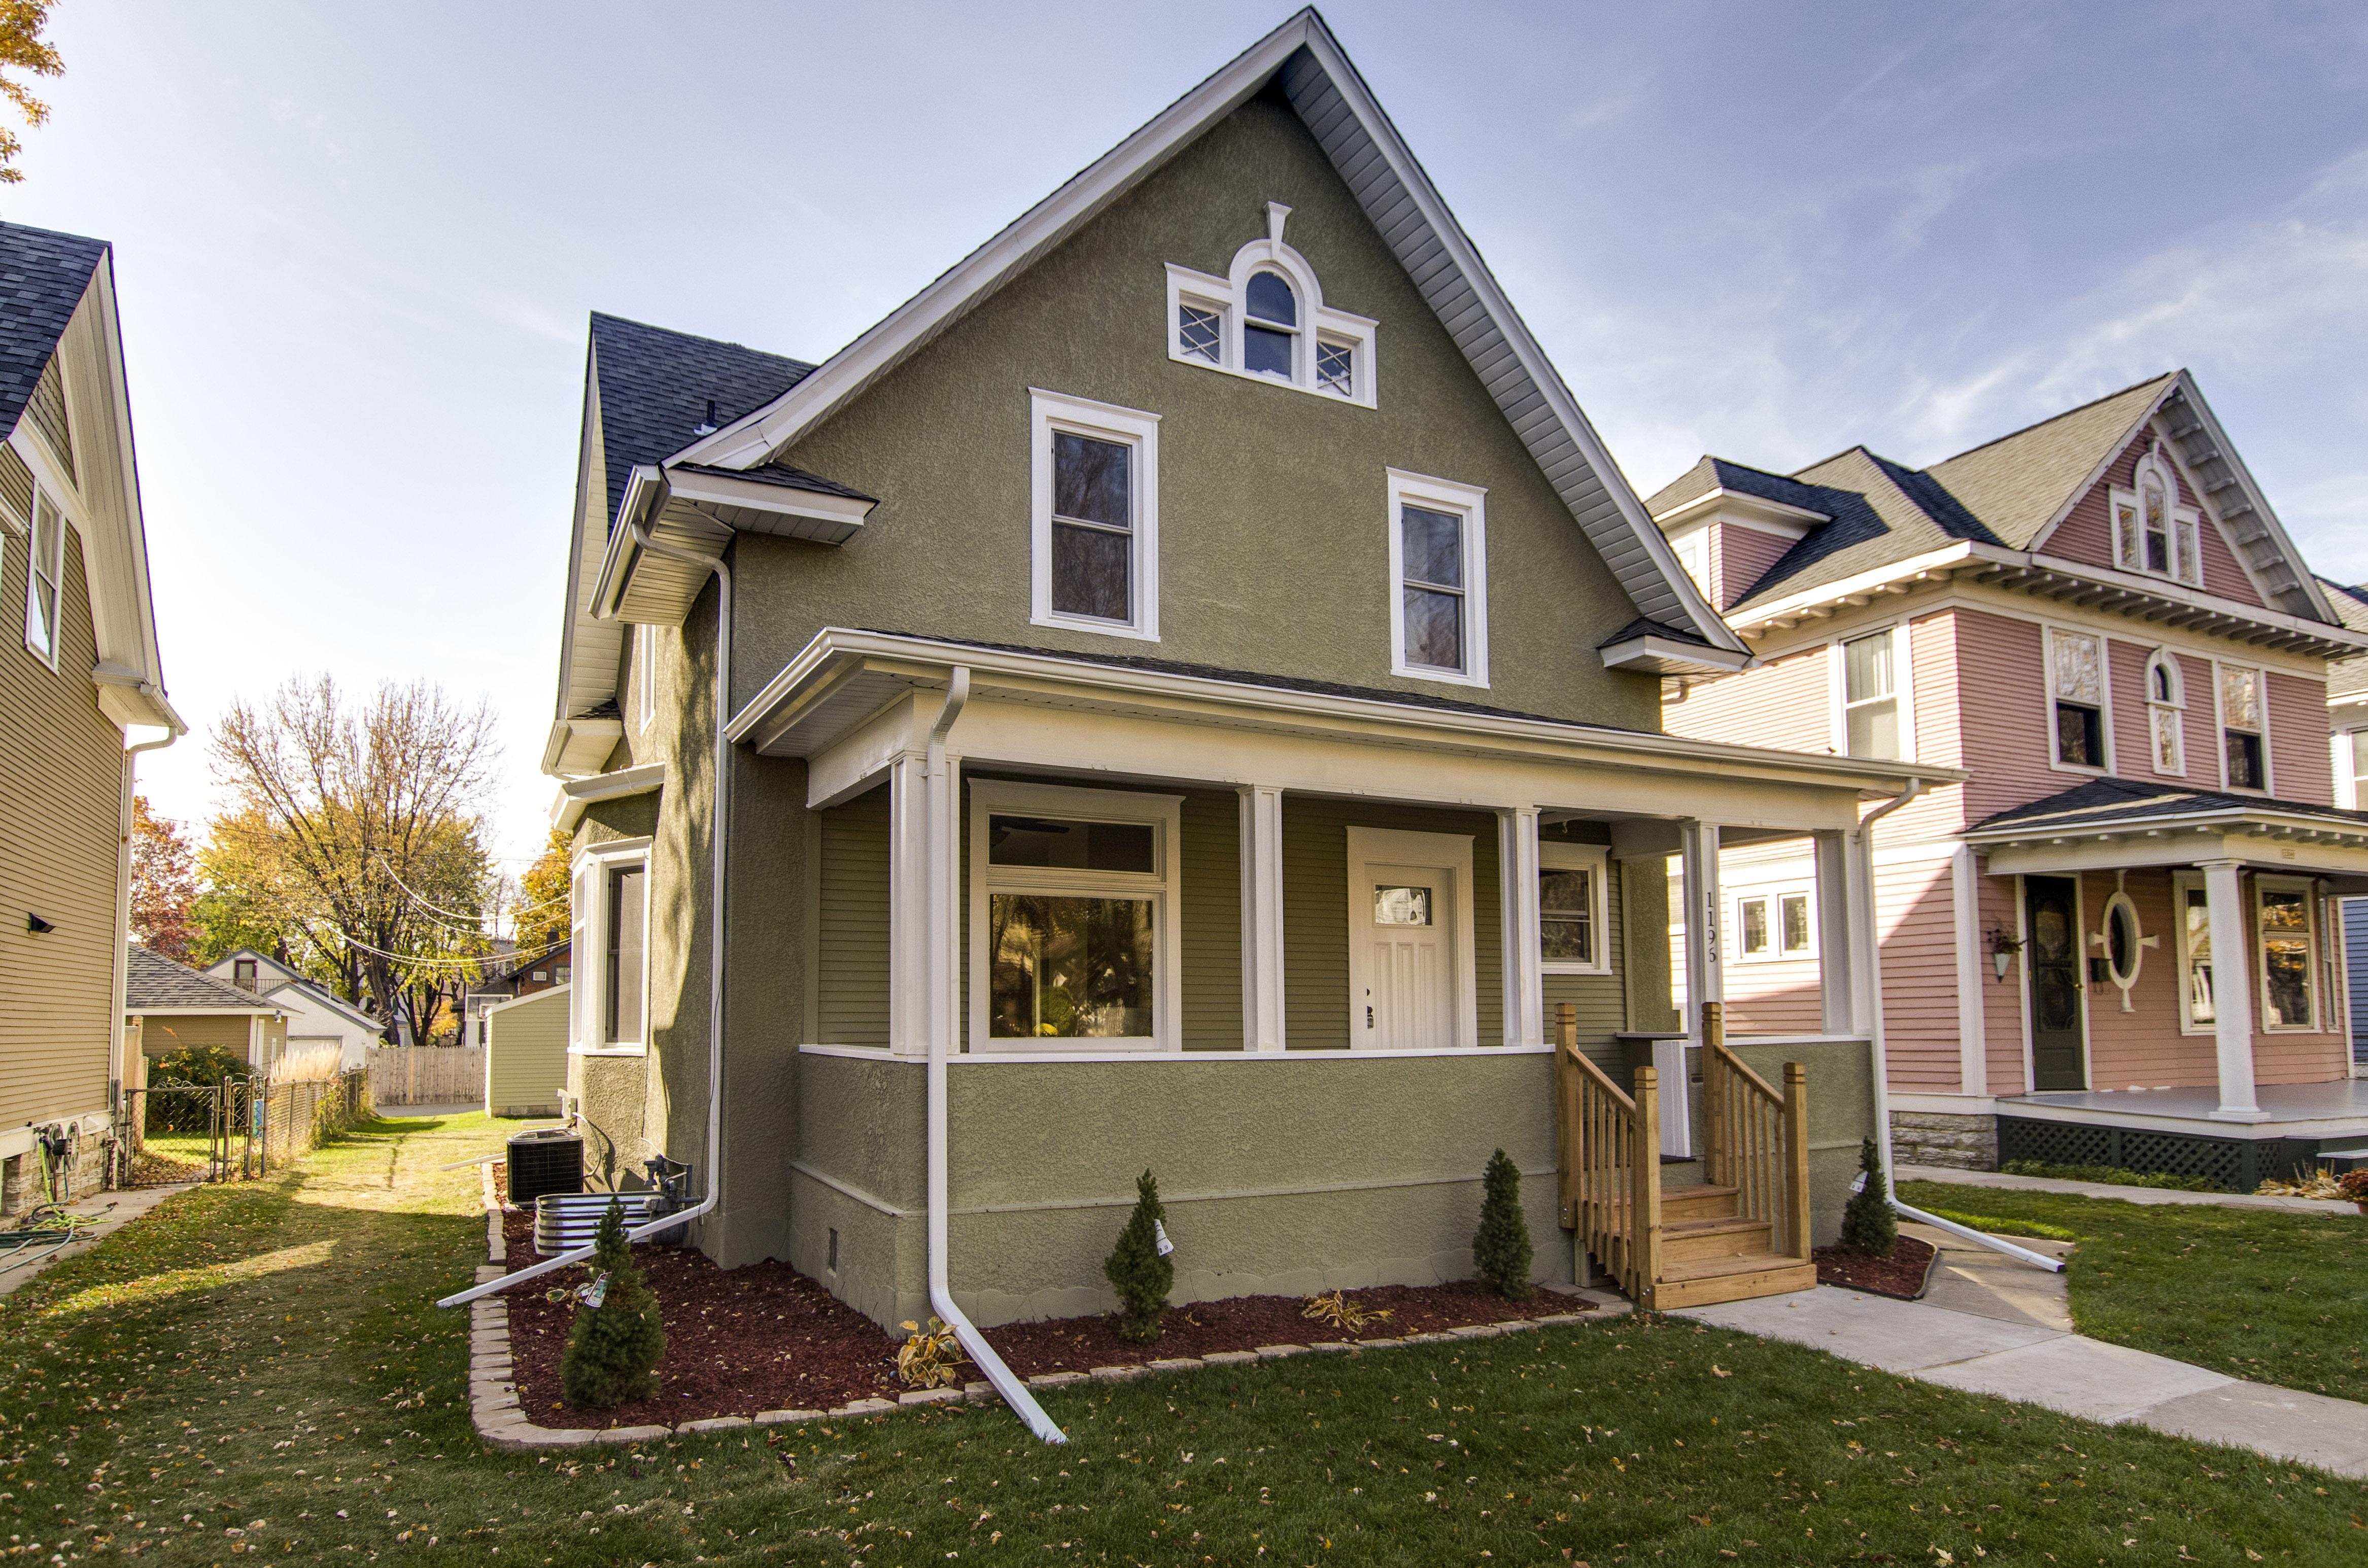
[728,626,1961,795]
[1651,487,1830,533]
[588,465,664,619]
[1726,543,1980,629]
[2159,372,2339,624]
[551,759,668,830]
[127,1004,286,1017]
[663,468,875,534]
[1597,634,1754,676]
[1967,807,2368,845]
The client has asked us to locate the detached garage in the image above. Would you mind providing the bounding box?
[484,985,568,1118]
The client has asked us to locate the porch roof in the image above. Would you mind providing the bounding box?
[1966,777,2368,885]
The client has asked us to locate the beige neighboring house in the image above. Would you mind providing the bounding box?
[125,946,288,1073]
[0,222,182,1216]
[483,984,568,1118]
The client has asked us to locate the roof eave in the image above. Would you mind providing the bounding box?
[1598,632,1752,677]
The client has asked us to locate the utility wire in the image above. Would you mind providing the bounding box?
[371,853,569,924]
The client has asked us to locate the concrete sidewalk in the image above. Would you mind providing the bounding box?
[1680,1282,2368,1477]
[1899,1162,2356,1215]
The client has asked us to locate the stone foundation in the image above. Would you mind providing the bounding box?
[0,1128,109,1216]
[1890,1110,1998,1171]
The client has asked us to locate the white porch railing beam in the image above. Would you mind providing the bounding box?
[1239,785,1287,1051]
[1499,806,1544,1049]
[2201,857,2267,1122]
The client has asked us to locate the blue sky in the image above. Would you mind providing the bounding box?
[9,1,2367,868]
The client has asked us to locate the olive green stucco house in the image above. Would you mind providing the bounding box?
[0,222,181,1214]
[537,12,1949,1338]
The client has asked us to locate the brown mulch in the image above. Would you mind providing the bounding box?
[494,1205,1591,1425]
[1813,1235,1938,1300]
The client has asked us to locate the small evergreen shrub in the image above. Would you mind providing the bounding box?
[1839,1136,1898,1257]
[560,1198,665,1407]
[1103,1169,1173,1344]
[1472,1148,1534,1300]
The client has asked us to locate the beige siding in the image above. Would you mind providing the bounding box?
[1,525,124,1127]
[138,1014,251,1058]
[816,785,890,1047]
[1662,641,1829,753]
[1281,796,1502,1050]
[0,444,29,526]
[486,987,570,1114]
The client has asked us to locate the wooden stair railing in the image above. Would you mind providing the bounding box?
[1556,1001,1816,1310]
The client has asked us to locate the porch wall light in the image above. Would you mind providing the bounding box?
[1986,929,2023,983]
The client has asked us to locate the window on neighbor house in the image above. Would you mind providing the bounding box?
[233,958,257,991]
[1389,471,1489,686]
[1737,890,1813,961]
[1672,533,1709,597]
[2350,728,2368,810]
[2220,664,2265,790]
[24,488,62,666]
[1538,843,1609,973]
[2049,629,2105,769]
[2177,879,2215,1031]
[2112,447,2203,588]
[1841,630,1899,760]
[2256,879,2317,1031]
[604,862,647,1046]
[1243,271,1297,380]
[2146,649,2185,774]
[976,784,1177,1048]
[1031,392,1159,640]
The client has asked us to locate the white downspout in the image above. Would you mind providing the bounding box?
[925,668,1065,1445]
[112,714,182,1163]
[1854,779,2064,1274]
[440,522,732,1309]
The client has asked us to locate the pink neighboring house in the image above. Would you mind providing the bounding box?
[1650,371,2368,1186]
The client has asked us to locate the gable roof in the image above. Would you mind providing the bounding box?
[126,945,282,1013]
[0,222,107,445]
[1649,369,2342,629]
[657,7,1738,661]
[587,312,815,531]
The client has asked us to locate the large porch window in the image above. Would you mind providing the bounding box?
[1538,842,1609,975]
[2255,876,2319,1032]
[969,780,1181,1051]
[2175,875,2215,1034]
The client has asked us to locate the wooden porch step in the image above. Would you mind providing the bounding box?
[1661,1215,1773,1264]
[1652,1251,1818,1311]
[1661,1182,1740,1223]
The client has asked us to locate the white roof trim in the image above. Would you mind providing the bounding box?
[665,8,1741,656]
[551,759,668,830]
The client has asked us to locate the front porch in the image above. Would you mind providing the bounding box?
[1997,1078,2368,1187]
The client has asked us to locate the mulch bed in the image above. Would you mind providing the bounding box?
[1813,1236,1938,1300]
[495,1204,1591,1425]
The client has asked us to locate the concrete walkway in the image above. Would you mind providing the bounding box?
[1899,1162,2357,1215]
[0,1181,193,1298]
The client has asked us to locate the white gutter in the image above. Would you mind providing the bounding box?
[439,523,733,1311]
[925,668,1065,1444]
[1854,782,2063,1274]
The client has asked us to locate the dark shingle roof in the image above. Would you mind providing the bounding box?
[126,946,281,1012]
[1597,615,1718,651]
[589,312,816,530]
[1970,777,2368,836]
[0,222,107,444]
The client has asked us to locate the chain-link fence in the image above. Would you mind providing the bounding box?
[114,1069,375,1188]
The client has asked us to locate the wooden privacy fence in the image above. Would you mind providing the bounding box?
[368,1046,486,1106]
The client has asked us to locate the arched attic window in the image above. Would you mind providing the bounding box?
[2145,648,2185,774]
[1165,202,1379,407]
[2112,445,2203,588]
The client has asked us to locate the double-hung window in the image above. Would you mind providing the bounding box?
[2111,447,2203,588]
[970,781,1181,1051]
[1840,628,1902,760]
[1736,888,1813,961]
[2219,663,2266,790]
[572,839,650,1052]
[1387,469,1489,686]
[2256,878,2318,1032]
[1030,391,1159,640]
[24,488,62,666]
[2047,628,2106,770]
[1538,842,1609,974]
[2145,649,2185,775]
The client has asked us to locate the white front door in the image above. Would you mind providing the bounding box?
[1345,826,1479,1051]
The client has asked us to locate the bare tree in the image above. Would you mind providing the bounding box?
[209,676,501,1046]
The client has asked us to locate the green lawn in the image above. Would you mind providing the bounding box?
[2,1123,2363,1567]
[1899,1179,2368,1402]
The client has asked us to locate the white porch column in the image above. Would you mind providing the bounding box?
[1239,786,1287,1051]
[887,751,931,1054]
[1813,829,1854,1035]
[1499,806,1543,1049]
[2201,858,2267,1122]
[1672,820,1723,1158]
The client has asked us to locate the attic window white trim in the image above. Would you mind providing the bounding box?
[2110,444,2202,589]
[1164,205,1377,408]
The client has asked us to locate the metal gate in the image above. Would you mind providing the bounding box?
[113,1084,234,1187]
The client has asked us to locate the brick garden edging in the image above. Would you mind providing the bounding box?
[465,1170,1633,1452]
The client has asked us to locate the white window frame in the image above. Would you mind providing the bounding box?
[967,779,1183,1054]
[2109,446,2204,589]
[1029,389,1160,642]
[2143,648,2185,776]
[1732,883,1816,964]
[570,835,651,1056]
[23,484,64,670]
[1670,529,1709,598]
[1163,211,1379,410]
[2212,657,2271,794]
[1538,841,1610,977]
[2340,725,2368,811]
[1386,468,1490,688]
[2043,623,2112,776]
[1828,621,1914,762]
[2254,873,2320,1034]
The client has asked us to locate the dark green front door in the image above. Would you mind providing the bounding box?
[2025,876,2086,1092]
